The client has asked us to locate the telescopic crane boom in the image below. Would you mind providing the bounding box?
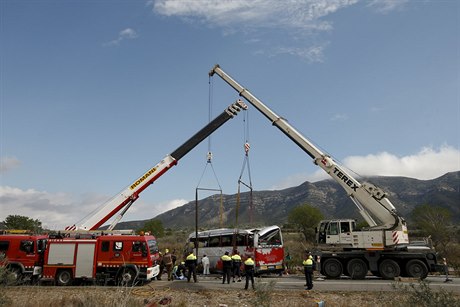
[209,64,407,238]
[66,100,247,231]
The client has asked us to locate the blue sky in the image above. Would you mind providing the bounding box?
[1,0,459,230]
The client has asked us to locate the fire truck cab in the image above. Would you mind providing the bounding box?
[41,235,160,286]
[0,235,47,283]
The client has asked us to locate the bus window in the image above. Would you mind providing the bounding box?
[235,234,246,246]
[208,237,220,247]
[221,235,232,247]
[198,237,208,247]
[248,235,254,247]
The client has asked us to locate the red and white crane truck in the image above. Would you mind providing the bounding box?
[209,64,444,280]
[1,100,247,286]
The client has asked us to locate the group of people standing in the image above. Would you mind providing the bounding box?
[221,250,255,290]
[157,248,316,291]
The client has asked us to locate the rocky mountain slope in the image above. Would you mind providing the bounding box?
[115,171,459,230]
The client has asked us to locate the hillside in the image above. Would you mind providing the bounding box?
[114,171,460,230]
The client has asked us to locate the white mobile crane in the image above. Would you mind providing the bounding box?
[209,64,443,280]
[65,100,247,232]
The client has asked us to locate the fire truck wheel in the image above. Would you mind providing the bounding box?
[379,259,400,280]
[7,266,23,285]
[118,268,137,287]
[56,270,72,286]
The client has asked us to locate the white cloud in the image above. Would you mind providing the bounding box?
[0,186,83,230]
[343,145,460,179]
[270,45,327,62]
[367,0,409,14]
[0,185,187,230]
[151,0,362,61]
[105,28,139,46]
[0,156,20,173]
[330,113,349,121]
[272,145,460,189]
[153,0,357,30]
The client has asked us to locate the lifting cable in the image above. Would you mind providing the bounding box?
[195,76,225,252]
[235,106,254,243]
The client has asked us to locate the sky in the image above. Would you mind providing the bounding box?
[1,0,459,230]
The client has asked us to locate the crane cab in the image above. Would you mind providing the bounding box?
[316,219,356,246]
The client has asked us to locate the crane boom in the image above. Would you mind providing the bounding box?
[209,64,405,232]
[66,100,247,231]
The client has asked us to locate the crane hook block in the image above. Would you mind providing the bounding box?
[207,151,213,162]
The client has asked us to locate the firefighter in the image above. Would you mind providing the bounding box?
[162,249,174,281]
[231,250,242,282]
[303,254,315,290]
[244,256,255,290]
[185,252,198,283]
[221,251,233,284]
[156,251,163,280]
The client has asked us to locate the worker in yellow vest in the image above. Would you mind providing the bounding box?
[303,254,315,290]
[244,257,255,290]
[221,251,232,284]
[231,250,242,282]
[186,251,197,283]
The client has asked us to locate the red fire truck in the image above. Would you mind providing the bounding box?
[41,234,160,286]
[0,234,47,283]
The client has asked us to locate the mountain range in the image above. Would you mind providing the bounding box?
[114,171,459,231]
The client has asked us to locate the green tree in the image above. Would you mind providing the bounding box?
[139,219,165,238]
[411,204,453,252]
[3,215,42,233]
[288,204,324,243]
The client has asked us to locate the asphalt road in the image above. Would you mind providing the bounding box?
[152,274,459,294]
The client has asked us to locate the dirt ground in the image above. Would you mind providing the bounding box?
[0,284,412,307]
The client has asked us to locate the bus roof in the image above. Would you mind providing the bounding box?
[188,225,280,239]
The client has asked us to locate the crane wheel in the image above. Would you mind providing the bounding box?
[405,259,428,279]
[346,258,368,280]
[322,258,343,279]
[379,259,400,280]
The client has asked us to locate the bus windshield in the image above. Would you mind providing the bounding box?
[257,227,282,246]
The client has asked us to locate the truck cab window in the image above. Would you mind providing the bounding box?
[0,241,9,253]
[340,222,350,233]
[132,241,141,252]
[20,240,34,254]
[327,222,338,235]
[101,241,110,252]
